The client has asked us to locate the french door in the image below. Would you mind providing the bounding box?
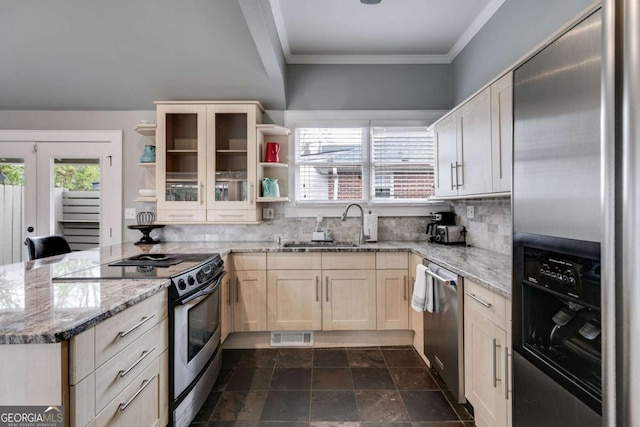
[0,131,122,264]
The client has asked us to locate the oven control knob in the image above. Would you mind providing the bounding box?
[568,276,576,286]
[188,276,195,286]
[177,279,187,290]
[562,275,569,283]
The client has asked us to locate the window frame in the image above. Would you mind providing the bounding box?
[284,110,448,218]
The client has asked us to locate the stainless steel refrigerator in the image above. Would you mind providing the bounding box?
[514,0,640,424]
[512,8,603,427]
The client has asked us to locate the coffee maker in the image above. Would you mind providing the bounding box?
[426,211,456,240]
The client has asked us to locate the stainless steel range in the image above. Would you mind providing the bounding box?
[54,252,226,427]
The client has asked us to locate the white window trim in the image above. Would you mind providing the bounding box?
[284,110,450,218]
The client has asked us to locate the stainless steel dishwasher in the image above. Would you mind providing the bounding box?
[423,260,465,403]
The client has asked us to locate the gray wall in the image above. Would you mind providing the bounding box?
[450,0,597,104]
[0,0,286,110]
[286,64,450,110]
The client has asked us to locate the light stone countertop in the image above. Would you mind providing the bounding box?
[0,241,511,344]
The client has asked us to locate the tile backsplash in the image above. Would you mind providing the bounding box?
[153,198,512,255]
[451,197,511,255]
[157,203,431,244]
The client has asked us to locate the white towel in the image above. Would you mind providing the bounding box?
[412,264,432,312]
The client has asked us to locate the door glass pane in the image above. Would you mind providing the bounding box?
[165,113,199,202]
[0,158,25,265]
[52,158,100,251]
[215,113,248,202]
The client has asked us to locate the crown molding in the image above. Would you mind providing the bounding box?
[286,54,451,65]
[269,0,504,65]
[447,0,506,61]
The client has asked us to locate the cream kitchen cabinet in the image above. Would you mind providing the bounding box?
[221,255,232,342]
[266,253,322,331]
[409,253,428,364]
[156,103,208,222]
[490,72,513,193]
[322,252,376,331]
[464,279,511,427]
[155,101,264,223]
[206,103,262,221]
[376,252,409,330]
[434,88,493,197]
[433,72,513,198]
[232,253,267,332]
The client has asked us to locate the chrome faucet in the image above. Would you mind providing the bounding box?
[340,203,370,245]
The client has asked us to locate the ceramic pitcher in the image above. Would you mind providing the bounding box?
[140,145,156,163]
[262,178,280,198]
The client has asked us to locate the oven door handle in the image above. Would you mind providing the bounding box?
[175,271,226,306]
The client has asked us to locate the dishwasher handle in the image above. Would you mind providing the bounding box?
[425,268,455,287]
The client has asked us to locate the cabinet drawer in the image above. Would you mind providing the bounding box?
[157,209,206,223]
[95,319,167,413]
[210,210,258,222]
[95,356,162,427]
[267,253,322,270]
[464,279,507,330]
[322,252,375,270]
[232,253,266,270]
[376,252,408,269]
[95,291,167,367]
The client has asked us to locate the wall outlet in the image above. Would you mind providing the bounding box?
[467,205,475,219]
[263,208,274,219]
[125,208,136,220]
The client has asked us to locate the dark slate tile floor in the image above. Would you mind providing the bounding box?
[191,347,475,427]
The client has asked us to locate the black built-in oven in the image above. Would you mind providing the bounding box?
[513,233,601,415]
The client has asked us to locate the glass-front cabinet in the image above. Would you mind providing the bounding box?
[206,104,261,222]
[156,101,263,223]
[156,103,207,222]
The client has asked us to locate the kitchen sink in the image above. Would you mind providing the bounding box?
[282,241,360,248]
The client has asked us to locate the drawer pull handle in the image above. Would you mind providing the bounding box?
[464,292,492,308]
[118,315,155,338]
[316,276,319,302]
[119,347,156,378]
[119,376,156,412]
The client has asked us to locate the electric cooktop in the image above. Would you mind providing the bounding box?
[53,253,218,281]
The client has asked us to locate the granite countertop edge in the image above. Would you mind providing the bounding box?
[1,241,510,345]
[228,242,512,298]
[0,280,170,345]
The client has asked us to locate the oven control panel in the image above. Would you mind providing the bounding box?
[524,247,600,308]
[171,254,224,299]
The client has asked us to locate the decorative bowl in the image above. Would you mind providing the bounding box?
[139,189,156,197]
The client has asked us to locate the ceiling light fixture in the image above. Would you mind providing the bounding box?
[360,0,382,4]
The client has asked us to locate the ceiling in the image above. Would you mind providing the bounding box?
[270,0,505,64]
[0,0,505,111]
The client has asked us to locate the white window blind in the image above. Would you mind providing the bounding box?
[371,126,434,201]
[295,127,365,202]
